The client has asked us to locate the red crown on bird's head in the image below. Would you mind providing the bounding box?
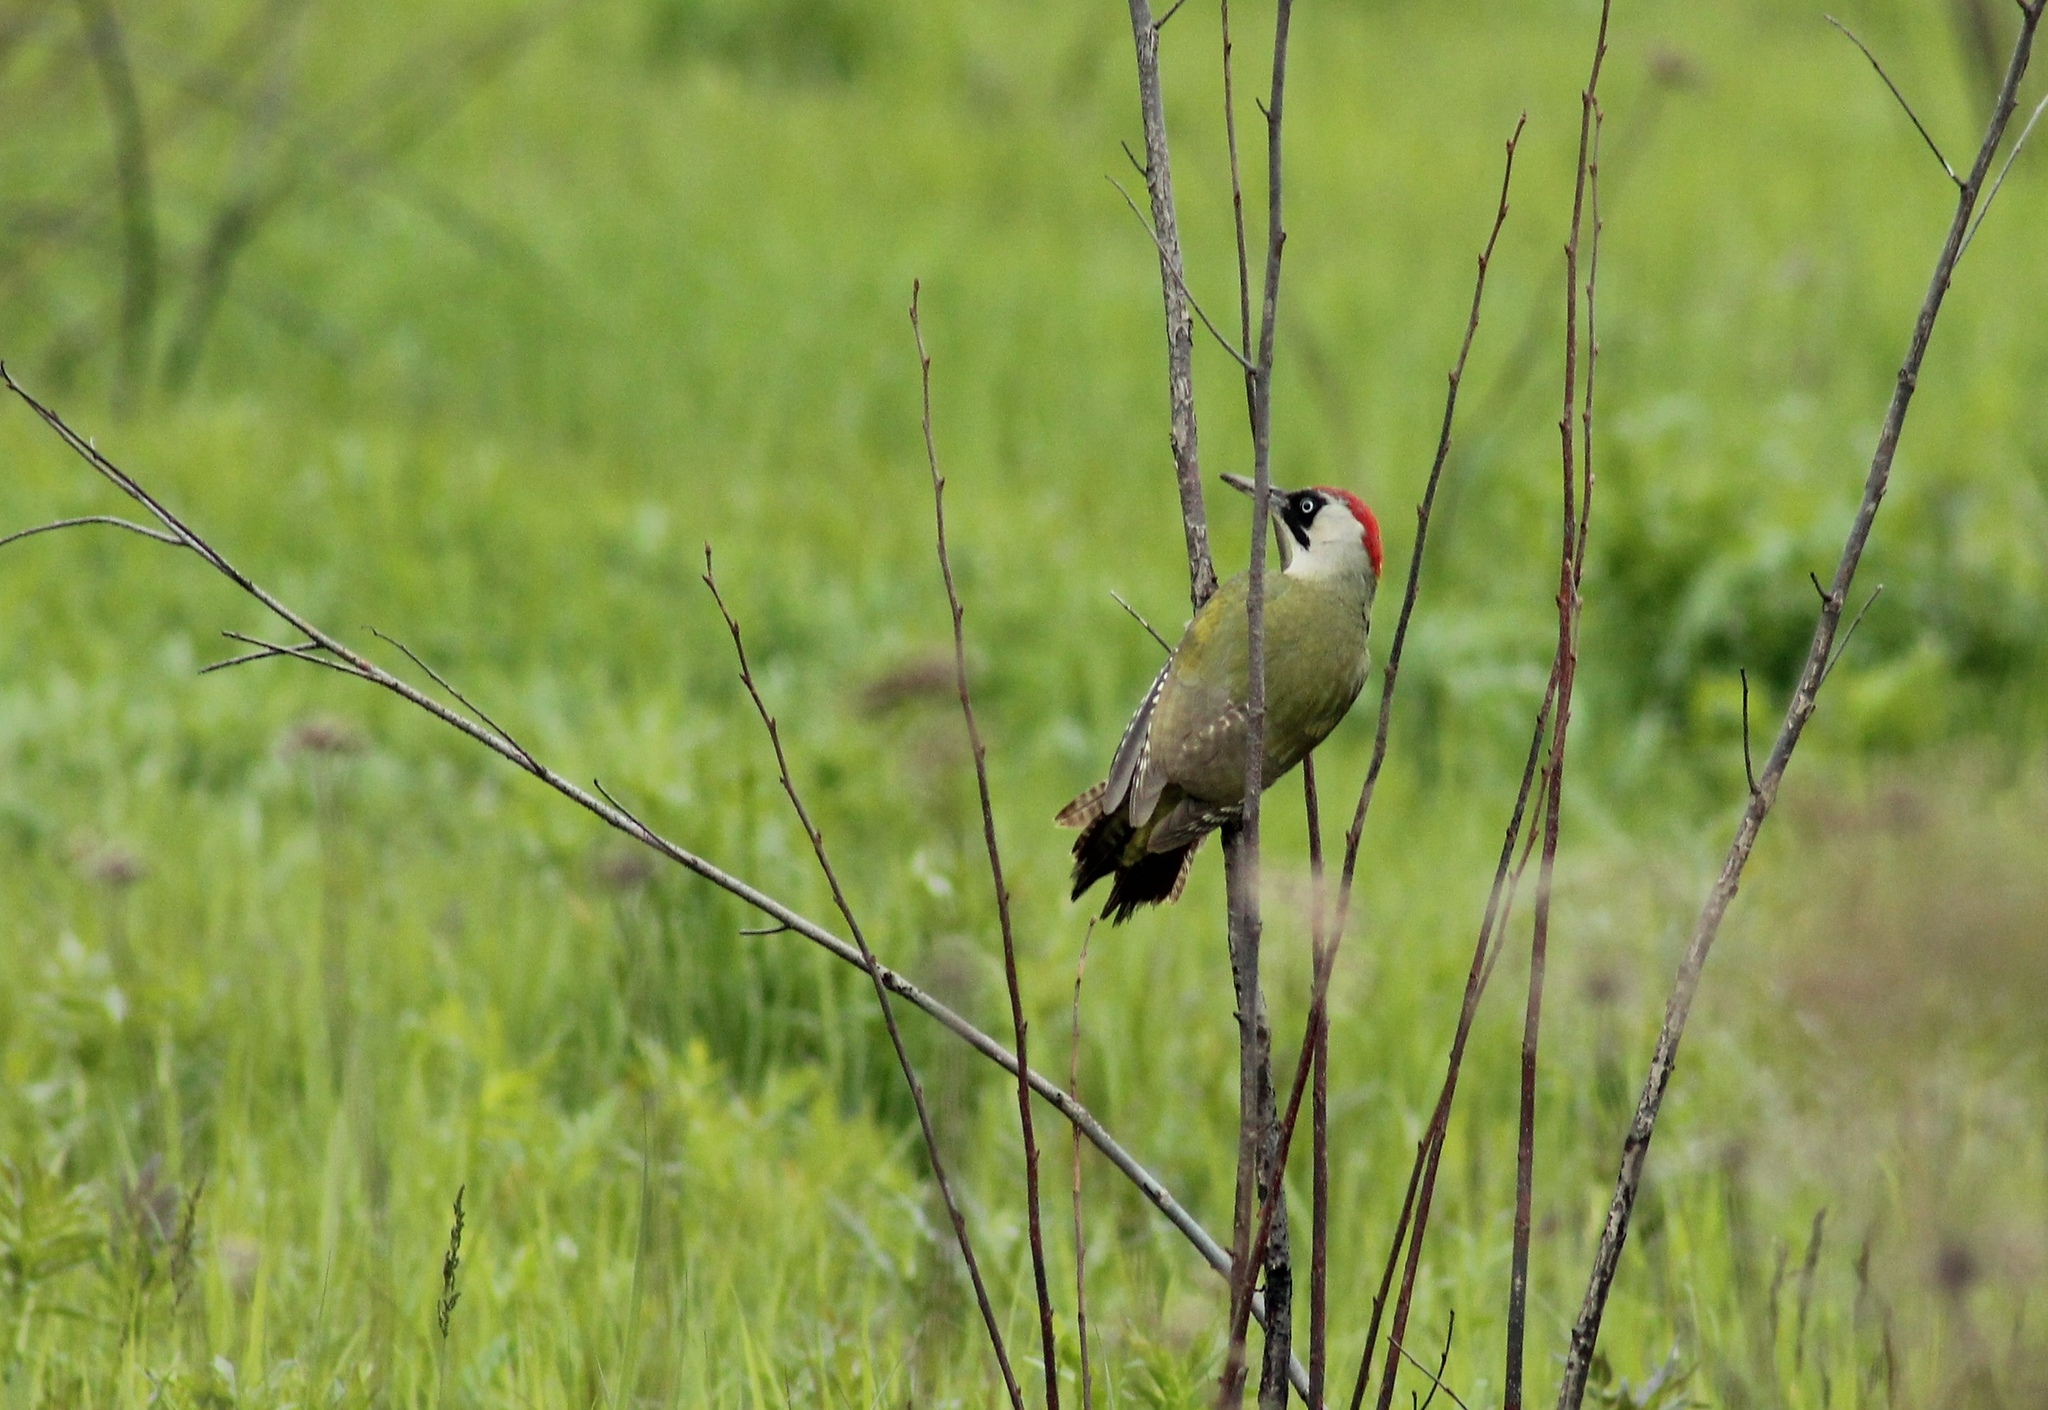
[1314,487,1383,579]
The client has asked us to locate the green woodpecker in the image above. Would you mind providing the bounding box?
[1059,478,1383,923]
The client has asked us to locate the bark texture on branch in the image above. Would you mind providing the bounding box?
[1126,0,1215,611]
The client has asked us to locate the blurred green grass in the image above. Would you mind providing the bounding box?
[1,0,2045,1404]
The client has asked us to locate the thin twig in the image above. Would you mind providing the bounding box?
[1334,112,1527,929]
[911,284,1059,1410]
[215,631,366,682]
[367,627,536,768]
[1109,177,1260,376]
[702,546,1024,1410]
[1962,90,2048,254]
[1071,920,1098,1410]
[1221,0,1256,415]
[1110,589,1173,653]
[1825,15,1962,187]
[1740,670,1757,797]
[1124,0,1216,610]
[1350,676,1556,1410]
[739,923,793,937]
[1305,755,1330,1410]
[1556,5,2048,1404]
[1507,14,1606,1400]
[199,637,326,674]
[1393,1318,1468,1410]
[0,515,183,552]
[1819,585,1884,686]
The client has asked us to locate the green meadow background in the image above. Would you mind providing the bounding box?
[2,0,2045,1404]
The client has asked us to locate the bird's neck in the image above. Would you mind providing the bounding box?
[1283,539,1371,585]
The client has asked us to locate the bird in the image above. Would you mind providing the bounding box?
[1058,475,1383,923]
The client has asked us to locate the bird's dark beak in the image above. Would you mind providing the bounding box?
[1220,472,1303,502]
[1218,473,1302,564]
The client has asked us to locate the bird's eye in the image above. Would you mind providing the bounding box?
[1297,496,1318,517]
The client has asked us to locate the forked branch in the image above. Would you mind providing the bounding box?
[0,514,182,551]
[1554,3,2047,1404]
[1124,0,1215,609]
[702,547,1023,1409]
[1824,14,1962,187]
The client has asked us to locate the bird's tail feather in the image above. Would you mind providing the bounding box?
[1069,804,1132,902]
[1055,781,1109,829]
[1099,842,1198,923]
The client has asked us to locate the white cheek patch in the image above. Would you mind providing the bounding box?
[1285,507,1368,580]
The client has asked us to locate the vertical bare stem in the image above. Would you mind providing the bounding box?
[1554,4,2046,1402]
[1221,0,1257,417]
[1221,2,1295,1402]
[1504,11,1607,1404]
[1360,676,1557,1410]
[1304,757,1330,1410]
[1071,921,1098,1410]
[1126,0,1216,609]
[911,286,1060,1410]
[703,551,1024,1410]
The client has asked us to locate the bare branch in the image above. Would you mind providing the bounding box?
[199,636,327,674]
[1820,584,1884,685]
[1071,919,1098,1410]
[1393,1318,1468,1410]
[1962,90,2048,254]
[702,545,1024,1410]
[1740,670,1757,798]
[1556,5,2047,1403]
[1826,14,1963,187]
[1220,1,1297,1401]
[1507,13,1607,1398]
[1124,0,1216,609]
[1110,589,1173,653]
[214,631,366,683]
[367,626,536,769]
[0,515,183,552]
[1109,177,1259,375]
[1346,673,1556,1410]
[1333,113,1527,926]
[1221,0,1256,414]
[1306,755,1330,1410]
[911,285,1059,1410]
